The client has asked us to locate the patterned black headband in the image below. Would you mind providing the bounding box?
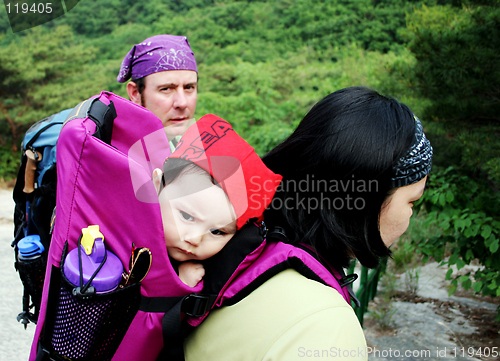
[391,116,433,188]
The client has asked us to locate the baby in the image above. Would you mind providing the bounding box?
[153,114,282,286]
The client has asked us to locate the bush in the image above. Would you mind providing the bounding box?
[0,144,19,181]
[404,1,500,123]
[413,166,500,308]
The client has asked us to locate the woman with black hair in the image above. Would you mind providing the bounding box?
[185,87,432,360]
[263,86,431,269]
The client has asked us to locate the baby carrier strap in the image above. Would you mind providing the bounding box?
[139,222,266,361]
[198,224,358,312]
[137,223,266,360]
[155,222,359,361]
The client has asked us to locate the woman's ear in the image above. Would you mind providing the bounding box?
[152,168,163,195]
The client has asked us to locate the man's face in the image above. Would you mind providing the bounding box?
[136,70,198,138]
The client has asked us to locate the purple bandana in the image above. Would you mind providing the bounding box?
[117,35,197,83]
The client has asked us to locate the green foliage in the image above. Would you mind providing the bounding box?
[367,268,398,331]
[0,0,13,35]
[398,2,500,319]
[391,239,419,271]
[51,0,133,38]
[412,166,500,301]
[0,143,18,180]
[195,46,417,156]
[404,268,420,294]
[391,235,422,295]
[151,0,424,67]
[1,0,422,180]
[92,23,157,62]
[0,26,107,145]
[403,1,500,122]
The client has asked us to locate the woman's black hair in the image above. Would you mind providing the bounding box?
[262,87,416,269]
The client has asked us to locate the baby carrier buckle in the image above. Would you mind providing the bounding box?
[182,294,217,318]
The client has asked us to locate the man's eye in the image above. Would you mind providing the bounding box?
[210,228,226,236]
[180,211,194,221]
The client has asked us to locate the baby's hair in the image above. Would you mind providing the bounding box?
[160,158,220,193]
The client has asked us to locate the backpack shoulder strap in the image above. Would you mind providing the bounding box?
[150,222,266,361]
[156,222,360,361]
[199,225,359,311]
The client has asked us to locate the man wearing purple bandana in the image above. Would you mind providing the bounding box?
[117,35,198,147]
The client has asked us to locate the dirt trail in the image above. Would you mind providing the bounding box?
[361,262,500,361]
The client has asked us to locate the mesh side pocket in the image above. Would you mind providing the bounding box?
[16,255,45,308]
[49,273,141,361]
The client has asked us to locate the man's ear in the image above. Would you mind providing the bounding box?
[152,168,163,195]
[127,81,142,105]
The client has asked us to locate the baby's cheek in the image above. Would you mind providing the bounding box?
[164,230,180,249]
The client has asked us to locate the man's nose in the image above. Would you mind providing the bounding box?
[173,88,188,109]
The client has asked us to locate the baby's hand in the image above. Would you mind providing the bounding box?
[178,261,205,287]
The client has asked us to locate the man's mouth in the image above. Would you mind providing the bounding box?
[169,117,187,123]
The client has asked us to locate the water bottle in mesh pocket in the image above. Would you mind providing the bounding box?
[49,275,141,361]
[43,236,142,361]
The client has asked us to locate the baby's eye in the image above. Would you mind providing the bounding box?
[180,211,194,221]
[210,228,227,236]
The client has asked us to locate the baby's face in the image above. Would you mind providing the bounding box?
[157,169,237,262]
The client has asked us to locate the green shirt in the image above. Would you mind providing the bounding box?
[185,269,368,361]
[169,135,182,154]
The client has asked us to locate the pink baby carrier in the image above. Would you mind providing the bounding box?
[29,92,358,361]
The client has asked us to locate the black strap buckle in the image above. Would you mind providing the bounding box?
[182,294,217,317]
[268,226,287,243]
[338,273,361,308]
[88,99,116,145]
[339,273,358,288]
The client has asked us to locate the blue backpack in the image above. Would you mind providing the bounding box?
[12,108,72,327]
